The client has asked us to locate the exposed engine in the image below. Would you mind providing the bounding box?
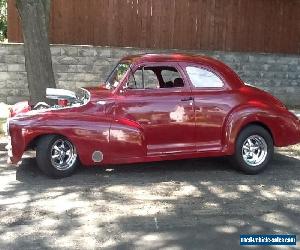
[45,87,90,107]
[10,88,90,117]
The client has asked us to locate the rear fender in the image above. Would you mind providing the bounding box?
[222,105,275,154]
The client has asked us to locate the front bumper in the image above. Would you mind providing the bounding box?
[7,136,13,164]
[289,110,300,143]
[6,121,14,163]
[6,120,26,164]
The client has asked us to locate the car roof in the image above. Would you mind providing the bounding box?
[122,53,219,64]
[121,53,244,89]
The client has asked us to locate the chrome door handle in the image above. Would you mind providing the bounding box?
[181,97,194,101]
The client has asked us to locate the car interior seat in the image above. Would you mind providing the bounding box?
[173,78,184,87]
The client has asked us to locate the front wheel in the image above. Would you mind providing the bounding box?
[232,125,274,174]
[36,135,79,178]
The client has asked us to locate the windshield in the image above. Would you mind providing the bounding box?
[105,62,130,90]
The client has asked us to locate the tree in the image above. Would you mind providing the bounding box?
[15,0,56,105]
[0,0,7,41]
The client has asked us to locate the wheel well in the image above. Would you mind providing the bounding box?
[27,133,82,165]
[238,122,274,142]
[226,121,274,155]
[26,133,66,150]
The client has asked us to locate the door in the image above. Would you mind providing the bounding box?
[114,63,196,156]
[182,64,233,151]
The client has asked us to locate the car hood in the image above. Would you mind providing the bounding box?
[83,86,114,102]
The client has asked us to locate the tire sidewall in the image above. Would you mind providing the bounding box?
[234,126,274,174]
[37,135,78,178]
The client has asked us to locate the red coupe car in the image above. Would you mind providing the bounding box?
[7,54,300,177]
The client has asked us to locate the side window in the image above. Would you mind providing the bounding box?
[128,68,143,89]
[186,66,224,88]
[143,68,159,89]
[127,68,159,89]
[161,69,180,83]
[126,66,184,89]
[161,67,184,88]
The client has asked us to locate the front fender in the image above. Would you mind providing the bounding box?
[9,109,147,166]
[9,114,112,166]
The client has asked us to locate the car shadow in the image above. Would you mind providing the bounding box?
[15,155,230,180]
[14,152,300,184]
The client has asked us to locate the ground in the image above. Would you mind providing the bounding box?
[0,145,299,250]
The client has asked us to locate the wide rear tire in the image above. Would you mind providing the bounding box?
[232,125,274,174]
[36,135,78,178]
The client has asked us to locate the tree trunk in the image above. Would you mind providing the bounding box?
[16,0,55,105]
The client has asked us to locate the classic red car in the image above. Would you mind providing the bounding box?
[7,54,300,177]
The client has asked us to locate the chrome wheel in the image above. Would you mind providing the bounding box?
[242,135,268,167]
[50,138,77,171]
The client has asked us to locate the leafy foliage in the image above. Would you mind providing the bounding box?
[0,0,7,41]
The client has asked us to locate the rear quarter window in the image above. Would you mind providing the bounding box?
[186,66,224,88]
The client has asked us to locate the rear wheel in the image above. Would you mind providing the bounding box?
[36,135,78,178]
[232,125,274,174]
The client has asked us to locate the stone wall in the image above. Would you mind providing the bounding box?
[0,43,299,106]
